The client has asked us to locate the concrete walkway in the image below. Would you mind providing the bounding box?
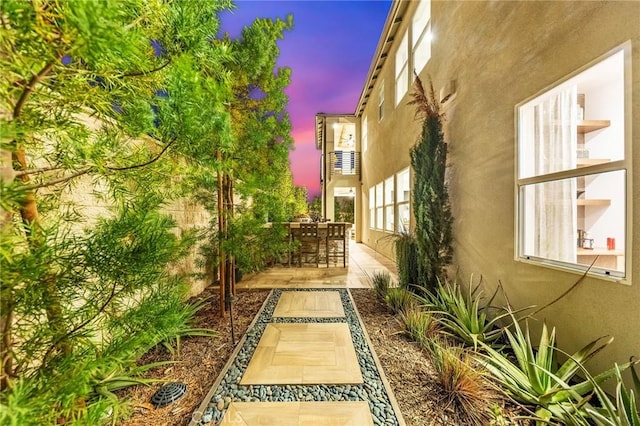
[191,242,403,426]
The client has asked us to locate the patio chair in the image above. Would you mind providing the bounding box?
[325,223,347,267]
[295,223,320,267]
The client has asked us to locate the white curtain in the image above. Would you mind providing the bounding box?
[532,86,577,262]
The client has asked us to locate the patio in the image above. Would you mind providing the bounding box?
[237,240,398,290]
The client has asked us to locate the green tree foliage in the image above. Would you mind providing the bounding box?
[0,0,298,422]
[211,15,296,275]
[394,230,419,289]
[308,195,322,221]
[408,76,453,292]
[334,196,354,223]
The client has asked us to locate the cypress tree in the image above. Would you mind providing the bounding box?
[408,76,453,292]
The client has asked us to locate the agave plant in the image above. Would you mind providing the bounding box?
[479,312,636,423]
[416,278,523,350]
[587,362,639,425]
[563,359,640,426]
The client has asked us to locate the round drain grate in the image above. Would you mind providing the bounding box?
[151,382,187,408]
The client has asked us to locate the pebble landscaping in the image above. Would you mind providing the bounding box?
[194,288,401,425]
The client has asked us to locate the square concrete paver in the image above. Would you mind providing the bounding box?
[240,323,363,385]
[273,291,345,318]
[221,401,374,425]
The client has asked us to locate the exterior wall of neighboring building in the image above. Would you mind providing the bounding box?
[351,0,639,382]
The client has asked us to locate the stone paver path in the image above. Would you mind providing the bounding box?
[190,243,404,426]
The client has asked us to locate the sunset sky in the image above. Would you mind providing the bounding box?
[220,1,391,200]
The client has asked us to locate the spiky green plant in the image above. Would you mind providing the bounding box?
[431,343,496,425]
[371,271,391,302]
[400,308,438,348]
[479,312,636,423]
[416,278,526,350]
[385,287,418,315]
[561,359,640,426]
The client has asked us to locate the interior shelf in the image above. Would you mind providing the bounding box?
[577,158,610,167]
[578,120,610,133]
[577,199,611,206]
[577,248,623,256]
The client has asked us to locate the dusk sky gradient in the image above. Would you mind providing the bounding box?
[219,1,391,200]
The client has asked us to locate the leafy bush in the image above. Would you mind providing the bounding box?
[0,290,215,425]
[479,312,635,423]
[431,343,496,425]
[371,271,391,302]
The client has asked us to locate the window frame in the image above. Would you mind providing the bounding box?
[412,0,432,74]
[378,81,385,121]
[375,182,384,230]
[514,43,631,284]
[396,168,411,232]
[362,115,368,152]
[395,31,409,106]
[369,186,375,229]
[384,176,395,232]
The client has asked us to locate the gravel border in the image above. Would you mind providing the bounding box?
[191,288,402,425]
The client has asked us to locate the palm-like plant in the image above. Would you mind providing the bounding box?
[416,279,520,350]
[479,312,635,423]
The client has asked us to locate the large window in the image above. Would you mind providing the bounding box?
[396,168,410,231]
[362,115,368,152]
[375,182,384,229]
[517,47,628,279]
[412,0,431,74]
[378,81,385,121]
[384,176,395,231]
[369,186,375,229]
[395,32,409,106]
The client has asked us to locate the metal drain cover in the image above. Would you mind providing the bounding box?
[151,382,187,407]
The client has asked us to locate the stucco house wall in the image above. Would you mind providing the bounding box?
[358,0,639,381]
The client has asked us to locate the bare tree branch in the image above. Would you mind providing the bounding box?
[120,59,171,78]
[14,166,65,178]
[106,137,177,171]
[21,168,92,191]
[15,137,176,190]
[41,281,120,368]
[13,60,58,119]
